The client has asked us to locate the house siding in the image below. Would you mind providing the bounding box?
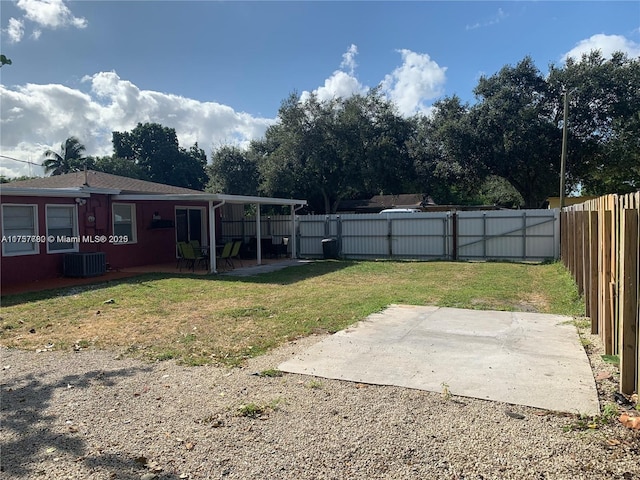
[1,194,212,286]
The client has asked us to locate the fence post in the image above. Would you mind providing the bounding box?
[601,207,614,355]
[337,216,342,257]
[589,210,599,333]
[387,216,393,258]
[482,212,487,259]
[522,211,527,260]
[619,209,638,394]
[452,212,458,260]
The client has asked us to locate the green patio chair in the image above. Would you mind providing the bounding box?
[190,240,208,263]
[176,242,188,270]
[217,241,234,271]
[180,242,207,272]
[229,240,243,268]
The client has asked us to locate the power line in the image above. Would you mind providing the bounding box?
[0,155,43,166]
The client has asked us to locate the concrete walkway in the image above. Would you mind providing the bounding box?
[221,259,313,276]
[279,304,599,415]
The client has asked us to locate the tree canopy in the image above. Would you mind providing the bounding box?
[112,123,208,190]
[548,51,640,194]
[207,145,260,195]
[239,90,417,213]
[43,136,87,176]
[39,51,637,207]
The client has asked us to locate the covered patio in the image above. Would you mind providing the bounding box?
[111,192,307,274]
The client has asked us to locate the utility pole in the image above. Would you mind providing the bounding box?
[559,89,569,209]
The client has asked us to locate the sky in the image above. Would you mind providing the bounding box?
[1,0,639,178]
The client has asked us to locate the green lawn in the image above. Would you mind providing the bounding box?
[0,260,584,366]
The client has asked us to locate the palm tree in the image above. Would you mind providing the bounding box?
[43,137,87,176]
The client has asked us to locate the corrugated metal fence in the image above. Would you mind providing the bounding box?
[298,210,559,261]
[222,210,559,262]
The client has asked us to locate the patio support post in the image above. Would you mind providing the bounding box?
[255,203,262,265]
[291,205,296,259]
[209,200,225,273]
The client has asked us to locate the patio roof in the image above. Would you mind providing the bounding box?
[113,192,307,206]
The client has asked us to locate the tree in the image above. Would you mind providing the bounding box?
[470,57,561,208]
[409,96,488,204]
[207,145,259,195]
[476,176,524,208]
[1,175,38,183]
[548,51,640,194]
[257,93,357,213]
[357,90,417,196]
[112,123,208,190]
[43,136,87,176]
[257,91,418,213]
[86,155,149,179]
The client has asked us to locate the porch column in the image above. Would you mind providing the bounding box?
[255,203,262,265]
[209,200,216,273]
[209,200,226,273]
[291,204,296,259]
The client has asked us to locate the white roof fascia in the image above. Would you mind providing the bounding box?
[214,193,307,206]
[113,193,211,201]
[113,193,307,206]
[79,186,122,195]
[0,187,92,198]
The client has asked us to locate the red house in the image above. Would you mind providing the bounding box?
[1,171,306,288]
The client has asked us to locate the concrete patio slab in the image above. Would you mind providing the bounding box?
[221,259,312,276]
[279,305,599,415]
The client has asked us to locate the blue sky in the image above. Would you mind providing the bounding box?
[1,1,639,178]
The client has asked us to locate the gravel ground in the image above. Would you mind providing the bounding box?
[2,327,639,480]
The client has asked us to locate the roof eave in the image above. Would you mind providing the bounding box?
[0,187,92,198]
[113,193,307,206]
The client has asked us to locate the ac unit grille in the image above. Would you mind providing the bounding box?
[63,252,107,278]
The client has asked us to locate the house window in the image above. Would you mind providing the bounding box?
[46,205,78,253]
[1,204,39,256]
[112,203,136,244]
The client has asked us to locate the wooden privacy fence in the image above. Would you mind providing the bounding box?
[562,192,640,395]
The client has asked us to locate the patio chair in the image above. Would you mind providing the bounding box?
[190,240,208,263]
[176,242,188,270]
[229,240,243,268]
[179,242,207,272]
[216,241,234,271]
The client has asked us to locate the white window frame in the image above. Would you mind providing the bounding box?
[45,204,79,254]
[1,204,40,257]
[112,203,137,244]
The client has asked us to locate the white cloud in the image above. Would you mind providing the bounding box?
[301,70,367,103]
[301,45,367,103]
[0,72,276,178]
[3,0,86,44]
[17,0,87,29]
[466,8,508,31]
[381,49,447,116]
[300,45,446,117]
[340,44,358,75]
[6,18,25,43]
[562,34,640,62]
